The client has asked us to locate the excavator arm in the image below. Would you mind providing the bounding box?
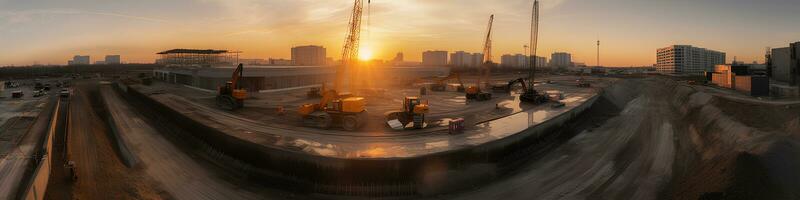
[230,63,243,89]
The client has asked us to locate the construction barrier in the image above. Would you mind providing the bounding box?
[21,99,62,200]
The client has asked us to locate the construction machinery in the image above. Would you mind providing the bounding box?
[216,63,247,110]
[298,0,368,131]
[517,0,548,105]
[431,72,465,92]
[508,78,548,104]
[385,97,429,129]
[466,86,492,101]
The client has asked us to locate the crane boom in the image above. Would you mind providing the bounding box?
[481,14,494,88]
[337,0,364,92]
[528,0,539,89]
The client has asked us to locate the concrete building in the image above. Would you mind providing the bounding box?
[153,65,449,92]
[656,45,726,75]
[422,50,448,66]
[501,54,547,69]
[291,45,326,66]
[769,42,800,86]
[105,55,121,64]
[450,51,486,68]
[709,64,769,96]
[550,52,572,69]
[69,55,90,65]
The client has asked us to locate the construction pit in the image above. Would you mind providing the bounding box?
[118,74,611,195]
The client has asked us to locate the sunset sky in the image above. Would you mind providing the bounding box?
[1,0,798,66]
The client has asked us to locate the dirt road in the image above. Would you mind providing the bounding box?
[48,81,166,199]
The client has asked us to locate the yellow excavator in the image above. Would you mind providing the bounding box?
[298,84,367,131]
[386,97,429,129]
[298,0,368,131]
[216,63,247,110]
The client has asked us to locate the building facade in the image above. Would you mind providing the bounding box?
[422,50,448,66]
[656,45,726,75]
[105,55,121,64]
[291,45,326,66]
[501,54,547,69]
[769,42,800,86]
[550,52,572,69]
[69,55,90,65]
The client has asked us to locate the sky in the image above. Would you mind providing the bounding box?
[0,0,798,67]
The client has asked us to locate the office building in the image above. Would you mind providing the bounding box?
[550,52,572,69]
[501,54,547,69]
[105,55,121,64]
[422,50,448,66]
[656,45,726,75]
[291,45,326,66]
[68,55,90,65]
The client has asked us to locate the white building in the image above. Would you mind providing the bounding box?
[656,45,726,75]
[69,55,90,65]
[501,54,547,69]
[550,52,572,69]
[291,45,327,66]
[422,50,448,66]
[105,55,121,64]
[449,51,485,68]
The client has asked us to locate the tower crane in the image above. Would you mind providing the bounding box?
[298,0,368,131]
[520,0,548,104]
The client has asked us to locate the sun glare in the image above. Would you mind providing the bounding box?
[358,47,373,61]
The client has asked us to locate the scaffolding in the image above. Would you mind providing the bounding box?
[156,49,240,67]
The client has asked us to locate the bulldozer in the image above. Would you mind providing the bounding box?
[508,78,548,104]
[298,84,367,131]
[216,63,247,110]
[386,97,429,129]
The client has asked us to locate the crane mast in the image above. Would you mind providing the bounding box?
[337,0,364,93]
[528,0,539,89]
[481,14,495,88]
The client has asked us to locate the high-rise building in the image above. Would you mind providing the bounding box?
[69,55,90,65]
[501,54,547,69]
[550,52,572,69]
[769,42,800,85]
[450,51,485,68]
[656,45,726,75]
[291,45,326,66]
[422,50,448,66]
[105,55,121,64]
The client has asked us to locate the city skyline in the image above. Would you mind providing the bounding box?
[1,0,799,66]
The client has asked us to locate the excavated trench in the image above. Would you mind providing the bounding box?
[113,77,800,199]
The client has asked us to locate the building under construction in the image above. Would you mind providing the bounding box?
[155,49,240,67]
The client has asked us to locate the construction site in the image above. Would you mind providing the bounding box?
[2,0,800,200]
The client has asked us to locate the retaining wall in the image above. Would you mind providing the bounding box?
[121,83,599,196]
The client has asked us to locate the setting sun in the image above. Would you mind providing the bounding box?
[358,47,374,61]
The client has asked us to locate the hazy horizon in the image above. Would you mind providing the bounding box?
[1,0,799,66]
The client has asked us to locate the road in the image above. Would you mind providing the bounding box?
[48,81,167,199]
[99,83,267,199]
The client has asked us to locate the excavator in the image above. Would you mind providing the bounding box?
[385,97,429,129]
[508,78,548,104]
[431,72,465,92]
[216,63,247,110]
[298,84,367,131]
[297,0,368,131]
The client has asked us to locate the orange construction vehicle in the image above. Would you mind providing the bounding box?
[386,97,429,129]
[216,63,247,110]
[431,72,465,92]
